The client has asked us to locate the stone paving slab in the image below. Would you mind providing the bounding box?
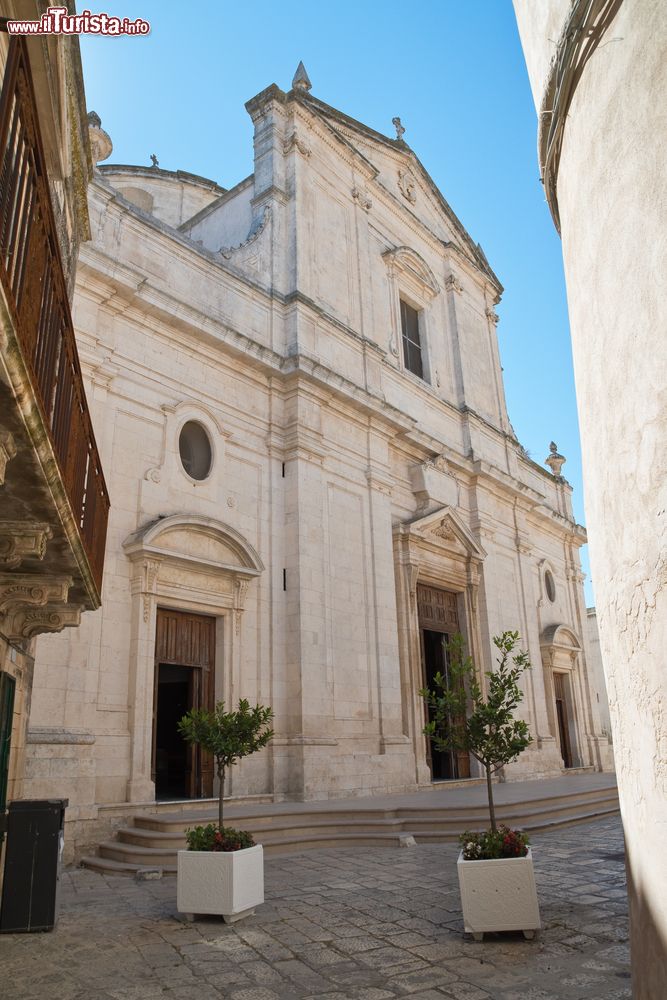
[0,816,630,1000]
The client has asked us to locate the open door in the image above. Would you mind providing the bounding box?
[554,672,573,768]
[417,585,470,780]
[152,609,216,800]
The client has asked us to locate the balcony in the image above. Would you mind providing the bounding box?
[0,36,109,632]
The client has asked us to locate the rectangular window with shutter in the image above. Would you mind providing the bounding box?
[400,299,424,380]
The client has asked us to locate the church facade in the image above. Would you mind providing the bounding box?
[22,67,613,855]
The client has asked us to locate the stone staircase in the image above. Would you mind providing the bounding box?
[81,774,619,875]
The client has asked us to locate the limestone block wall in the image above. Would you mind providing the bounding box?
[100,166,225,229]
[183,177,254,251]
[585,609,612,741]
[513,0,667,991]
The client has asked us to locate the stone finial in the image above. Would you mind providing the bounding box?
[545,441,566,479]
[392,116,406,140]
[87,110,112,165]
[292,61,312,92]
[150,153,159,168]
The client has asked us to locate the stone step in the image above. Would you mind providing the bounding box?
[98,841,182,867]
[79,854,177,876]
[133,786,618,833]
[120,791,620,849]
[81,804,620,877]
[82,778,619,876]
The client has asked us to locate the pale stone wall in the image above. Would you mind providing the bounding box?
[183,177,254,251]
[24,74,611,857]
[585,609,612,741]
[101,166,225,229]
[513,0,667,991]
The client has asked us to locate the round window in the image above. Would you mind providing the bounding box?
[179,421,212,480]
[545,570,556,603]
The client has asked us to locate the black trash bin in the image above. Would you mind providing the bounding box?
[0,798,68,933]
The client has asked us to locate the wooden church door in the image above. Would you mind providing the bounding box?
[152,609,216,799]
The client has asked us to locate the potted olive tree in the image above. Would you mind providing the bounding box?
[422,631,540,940]
[176,699,273,923]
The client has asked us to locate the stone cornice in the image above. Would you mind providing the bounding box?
[90,179,275,299]
[79,224,571,533]
[281,354,417,437]
[100,163,226,196]
[536,0,624,232]
[302,94,502,292]
[292,103,379,182]
[289,98,499,293]
[244,83,288,121]
[77,244,285,376]
[284,290,387,360]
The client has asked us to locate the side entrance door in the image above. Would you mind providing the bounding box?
[554,672,573,768]
[152,609,216,800]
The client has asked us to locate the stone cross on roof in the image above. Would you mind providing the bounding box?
[392,116,406,140]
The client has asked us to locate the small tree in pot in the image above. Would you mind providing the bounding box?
[422,631,540,940]
[176,699,273,923]
[422,630,531,834]
[178,698,274,834]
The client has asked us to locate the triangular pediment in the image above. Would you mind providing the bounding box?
[399,505,486,560]
[299,94,500,291]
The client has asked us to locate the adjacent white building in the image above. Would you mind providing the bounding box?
[23,66,613,857]
[513,2,667,991]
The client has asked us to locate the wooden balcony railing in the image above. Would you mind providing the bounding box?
[0,37,109,594]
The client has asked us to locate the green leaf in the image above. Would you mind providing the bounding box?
[178,699,274,772]
[421,631,532,771]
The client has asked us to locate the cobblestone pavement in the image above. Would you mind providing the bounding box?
[0,816,630,1000]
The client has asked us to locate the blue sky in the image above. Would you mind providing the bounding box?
[81,1,595,603]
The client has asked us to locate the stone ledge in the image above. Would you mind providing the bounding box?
[27,727,96,745]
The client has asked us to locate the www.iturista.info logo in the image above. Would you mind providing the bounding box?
[6,6,150,35]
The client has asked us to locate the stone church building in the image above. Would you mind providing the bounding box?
[22,65,612,853]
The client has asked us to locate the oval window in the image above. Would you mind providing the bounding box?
[545,570,556,603]
[179,421,212,480]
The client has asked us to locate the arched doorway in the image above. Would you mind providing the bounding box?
[540,624,583,769]
[123,515,264,803]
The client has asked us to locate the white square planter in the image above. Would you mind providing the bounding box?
[457,847,541,941]
[177,844,264,923]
